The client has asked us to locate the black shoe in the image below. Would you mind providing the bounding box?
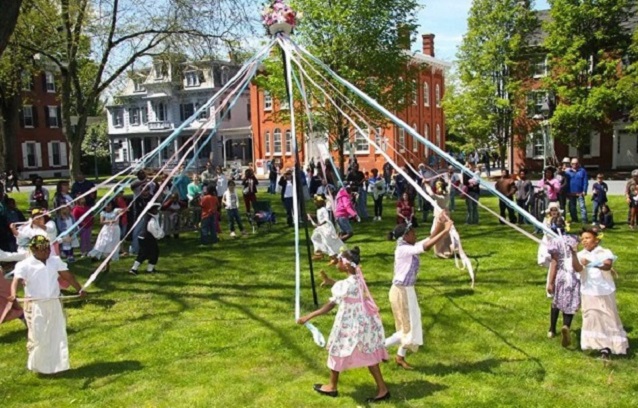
[129,269,138,276]
[366,392,391,403]
[313,384,338,397]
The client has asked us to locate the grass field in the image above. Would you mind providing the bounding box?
[1,192,637,407]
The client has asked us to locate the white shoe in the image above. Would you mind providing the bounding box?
[378,216,382,221]
[230,231,237,238]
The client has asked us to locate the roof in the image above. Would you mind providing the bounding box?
[403,50,452,70]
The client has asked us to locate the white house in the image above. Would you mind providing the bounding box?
[107,58,252,173]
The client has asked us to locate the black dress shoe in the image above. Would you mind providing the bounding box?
[366,392,390,403]
[313,383,338,397]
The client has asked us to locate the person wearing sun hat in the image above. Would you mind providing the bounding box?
[7,235,86,374]
[384,215,453,370]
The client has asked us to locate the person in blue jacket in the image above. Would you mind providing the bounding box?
[565,158,589,223]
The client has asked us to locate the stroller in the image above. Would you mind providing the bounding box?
[249,201,276,233]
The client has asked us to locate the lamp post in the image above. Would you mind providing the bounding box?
[533,100,551,170]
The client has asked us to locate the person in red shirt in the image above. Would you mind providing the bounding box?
[396,192,416,227]
[200,186,219,245]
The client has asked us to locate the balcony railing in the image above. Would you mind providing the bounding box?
[148,121,172,131]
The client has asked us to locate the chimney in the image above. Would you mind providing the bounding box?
[422,34,435,57]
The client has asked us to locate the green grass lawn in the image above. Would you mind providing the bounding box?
[1,192,637,407]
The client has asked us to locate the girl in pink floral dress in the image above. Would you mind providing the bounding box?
[297,247,390,403]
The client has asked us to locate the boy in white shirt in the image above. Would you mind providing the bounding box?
[222,181,247,237]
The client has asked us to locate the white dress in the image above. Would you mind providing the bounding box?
[311,207,344,256]
[88,209,121,260]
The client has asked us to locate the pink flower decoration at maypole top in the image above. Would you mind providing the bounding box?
[262,0,302,35]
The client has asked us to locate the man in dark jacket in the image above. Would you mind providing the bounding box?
[565,158,588,223]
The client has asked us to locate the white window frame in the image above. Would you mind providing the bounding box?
[112,108,124,128]
[398,128,405,153]
[423,82,430,106]
[374,127,383,151]
[285,130,293,155]
[435,84,441,107]
[436,124,441,148]
[133,79,145,92]
[265,131,271,156]
[424,124,430,156]
[353,129,370,154]
[50,141,62,167]
[264,91,273,111]
[154,62,166,80]
[412,123,418,152]
[129,107,140,126]
[184,71,200,87]
[23,105,34,128]
[412,80,418,105]
[45,71,55,93]
[532,56,548,78]
[23,142,41,169]
[48,106,59,128]
[155,102,167,121]
[273,128,282,155]
[280,98,290,110]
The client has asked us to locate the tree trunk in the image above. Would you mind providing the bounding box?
[0,93,20,173]
[0,0,21,58]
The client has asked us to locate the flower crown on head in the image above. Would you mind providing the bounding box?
[261,0,301,29]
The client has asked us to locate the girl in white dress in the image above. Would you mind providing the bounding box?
[88,201,121,268]
[297,247,390,403]
[308,195,344,265]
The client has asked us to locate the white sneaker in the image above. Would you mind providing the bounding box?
[378,216,382,221]
[230,231,237,238]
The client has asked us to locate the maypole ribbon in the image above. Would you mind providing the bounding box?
[290,52,475,286]
[290,41,557,239]
[278,35,325,348]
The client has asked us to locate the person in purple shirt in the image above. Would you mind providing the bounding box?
[565,158,589,223]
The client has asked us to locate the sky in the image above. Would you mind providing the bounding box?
[416,0,551,61]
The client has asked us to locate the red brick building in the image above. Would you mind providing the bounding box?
[250,34,450,175]
[13,69,68,178]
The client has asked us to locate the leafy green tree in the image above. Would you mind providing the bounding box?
[11,0,254,179]
[256,0,420,173]
[543,0,634,153]
[445,0,537,169]
[618,27,638,132]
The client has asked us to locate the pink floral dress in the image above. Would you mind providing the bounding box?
[547,235,581,314]
[326,274,388,372]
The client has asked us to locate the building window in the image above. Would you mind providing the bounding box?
[129,107,140,126]
[375,127,383,149]
[527,91,547,116]
[142,106,149,124]
[184,71,200,87]
[280,98,289,110]
[154,62,167,79]
[154,102,167,121]
[273,128,282,155]
[47,106,59,128]
[247,102,251,121]
[51,142,61,166]
[195,101,209,120]
[219,103,231,121]
[435,84,441,107]
[23,106,34,128]
[22,72,33,91]
[24,142,38,168]
[354,130,369,153]
[398,78,405,105]
[285,130,292,154]
[412,123,418,152]
[532,56,548,78]
[133,80,145,92]
[412,80,418,105]
[180,103,195,121]
[435,124,441,147]
[265,131,271,155]
[398,128,405,152]
[112,108,124,128]
[45,71,55,92]
[264,91,273,111]
[220,67,229,85]
[423,82,430,106]
[531,132,544,158]
[424,124,430,156]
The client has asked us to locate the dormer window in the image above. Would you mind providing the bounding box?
[185,71,200,87]
[133,79,145,92]
[154,62,167,79]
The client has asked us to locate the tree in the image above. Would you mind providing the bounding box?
[543,0,634,153]
[445,0,537,169]
[256,0,420,174]
[617,23,638,132]
[11,0,254,178]
[0,0,21,58]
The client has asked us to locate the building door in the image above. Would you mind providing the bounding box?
[616,129,638,168]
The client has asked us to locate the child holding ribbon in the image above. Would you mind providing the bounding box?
[297,247,390,403]
[571,227,628,359]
